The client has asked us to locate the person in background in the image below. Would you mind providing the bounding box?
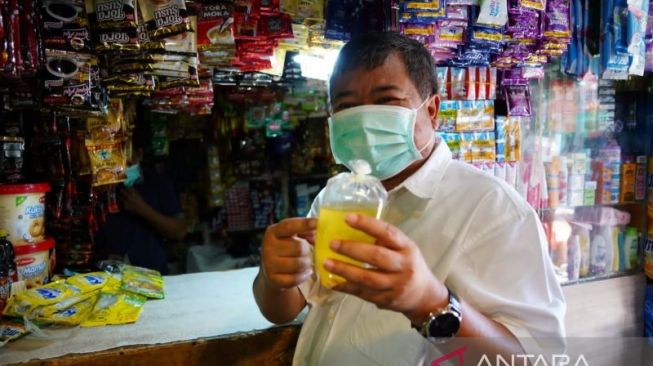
[253,32,566,365]
[95,129,186,274]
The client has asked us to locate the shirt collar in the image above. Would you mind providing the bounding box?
[390,137,452,199]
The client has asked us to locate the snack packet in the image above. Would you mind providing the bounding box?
[139,0,193,40]
[80,290,146,327]
[66,272,111,293]
[41,0,91,52]
[120,265,164,299]
[36,295,97,326]
[0,321,28,345]
[43,50,103,109]
[86,99,125,142]
[90,0,141,52]
[33,290,99,318]
[86,140,128,187]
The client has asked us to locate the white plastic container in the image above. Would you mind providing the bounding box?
[0,183,50,245]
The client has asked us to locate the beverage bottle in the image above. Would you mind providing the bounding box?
[315,160,387,289]
[0,230,17,282]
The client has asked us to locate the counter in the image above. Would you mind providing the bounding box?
[0,269,647,365]
[1,267,301,366]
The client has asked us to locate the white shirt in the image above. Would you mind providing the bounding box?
[293,141,566,366]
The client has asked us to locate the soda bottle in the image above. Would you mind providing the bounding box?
[314,160,387,289]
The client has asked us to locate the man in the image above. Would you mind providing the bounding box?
[95,133,186,274]
[253,32,565,365]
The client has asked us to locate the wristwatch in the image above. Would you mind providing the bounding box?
[419,288,462,343]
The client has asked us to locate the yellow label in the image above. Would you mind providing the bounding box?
[315,206,379,289]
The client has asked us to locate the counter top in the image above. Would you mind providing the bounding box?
[1,267,289,365]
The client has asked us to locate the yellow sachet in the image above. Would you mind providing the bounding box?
[80,291,146,327]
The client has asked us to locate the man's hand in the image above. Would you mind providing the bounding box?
[324,213,448,326]
[261,218,317,291]
[120,188,151,217]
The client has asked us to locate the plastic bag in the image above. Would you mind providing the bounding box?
[314,160,388,289]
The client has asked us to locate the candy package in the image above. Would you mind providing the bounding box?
[435,67,449,99]
[86,140,128,187]
[627,0,650,75]
[41,0,92,52]
[80,290,146,327]
[139,0,193,40]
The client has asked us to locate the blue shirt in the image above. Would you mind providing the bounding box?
[95,172,181,274]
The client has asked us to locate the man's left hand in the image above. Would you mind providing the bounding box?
[120,188,151,217]
[324,213,449,326]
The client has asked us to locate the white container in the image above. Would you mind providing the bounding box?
[0,183,50,245]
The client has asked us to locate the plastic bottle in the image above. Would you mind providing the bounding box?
[315,160,388,289]
[577,225,591,277]
[624,227,639,270]
[590,226,613,276]
[567,235,581,281]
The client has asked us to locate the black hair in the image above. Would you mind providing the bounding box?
[329,32,437,100]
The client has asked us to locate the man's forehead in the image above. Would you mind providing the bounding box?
[330,53,415,95]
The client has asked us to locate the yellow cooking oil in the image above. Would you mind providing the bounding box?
[315,205,380,288]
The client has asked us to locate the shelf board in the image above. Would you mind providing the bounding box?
[560,269,643,287]
[538,201,644,212]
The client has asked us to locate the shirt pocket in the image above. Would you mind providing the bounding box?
[348,302,428,366]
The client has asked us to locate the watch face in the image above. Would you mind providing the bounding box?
[428,313,461,338]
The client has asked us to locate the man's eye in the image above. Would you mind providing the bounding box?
[335,103,356,111]
[376,97,401,104]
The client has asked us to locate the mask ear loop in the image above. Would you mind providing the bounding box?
[415,96,437,154]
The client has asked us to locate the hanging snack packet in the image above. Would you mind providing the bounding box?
[198,2,235,49]
[139,0,192,40]
[120,265,164,299]
[86,99,125,142]
[43,50,102,109]
[296,0,324,21]
[41,0,91,52]
[90,0,141,52]
[93,0,138,30]
[477,0,508,27]
[259,13,294,39]
[504,85,532,117]
[81,290,146,327]
[543,0,571,39]
[86,140,127,187]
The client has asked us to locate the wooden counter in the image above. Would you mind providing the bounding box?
[1,271,647,366]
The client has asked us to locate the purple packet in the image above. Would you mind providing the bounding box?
[504,85,532,116]
[446,5,469,20]
[544,0,571,38]
[447,0,479,4]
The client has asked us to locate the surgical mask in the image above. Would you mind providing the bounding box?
[328,99,434,180]
[124,164,142,187]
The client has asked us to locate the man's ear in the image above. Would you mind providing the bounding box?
[427,95,440,129]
